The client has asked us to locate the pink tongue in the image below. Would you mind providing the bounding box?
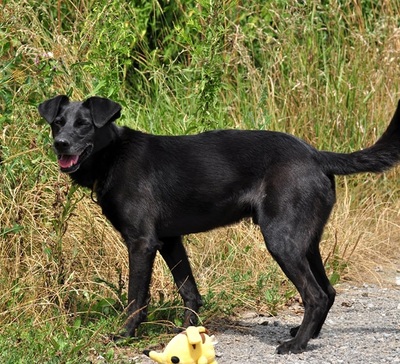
[58,155,79,169]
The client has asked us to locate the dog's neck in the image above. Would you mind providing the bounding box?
[69,123,121,190]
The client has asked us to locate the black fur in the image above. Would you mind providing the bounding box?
[38,95,400,354]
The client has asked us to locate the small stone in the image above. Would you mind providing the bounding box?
[341,301,353,307]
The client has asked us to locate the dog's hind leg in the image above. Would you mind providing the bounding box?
[289,233,336,339]
[257,177,336,354]
[265,235,329,352]
[290,176,337,339]
[261,225,330,353]
[306,240,336,337]
[159,236,203,327]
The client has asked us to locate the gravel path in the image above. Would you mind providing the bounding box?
[138,273,400,364]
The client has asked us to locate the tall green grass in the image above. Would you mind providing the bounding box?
[1,0,399,362]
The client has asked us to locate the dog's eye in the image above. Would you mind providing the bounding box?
[53,118,64,127]
[75,119,88,127]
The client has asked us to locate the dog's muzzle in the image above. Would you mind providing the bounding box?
[56,144,93,173]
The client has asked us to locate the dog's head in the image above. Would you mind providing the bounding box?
[38,95,121,173]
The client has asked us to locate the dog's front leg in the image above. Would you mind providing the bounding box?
[116,235,159,338]
[159,236,203,327]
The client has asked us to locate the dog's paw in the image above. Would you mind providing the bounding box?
[111,329,137,343]
[275,339,306,354]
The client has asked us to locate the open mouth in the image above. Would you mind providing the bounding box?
[57,145,93,173]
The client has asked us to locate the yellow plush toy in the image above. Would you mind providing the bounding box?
[143,326,217,364]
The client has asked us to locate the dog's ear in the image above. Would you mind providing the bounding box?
[38,95,69,124]
[83,96,122,128]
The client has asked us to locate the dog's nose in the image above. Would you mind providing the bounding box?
[54,138,71,150]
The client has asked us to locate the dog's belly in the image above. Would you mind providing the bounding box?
[157,203,252,237]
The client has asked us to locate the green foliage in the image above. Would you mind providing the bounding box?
[0,317,122,364]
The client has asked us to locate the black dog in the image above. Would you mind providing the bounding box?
[38,95,400,354]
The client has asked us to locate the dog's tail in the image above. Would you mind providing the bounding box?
[320,100,400,176]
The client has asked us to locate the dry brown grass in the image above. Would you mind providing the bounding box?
[323,172,400,284]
